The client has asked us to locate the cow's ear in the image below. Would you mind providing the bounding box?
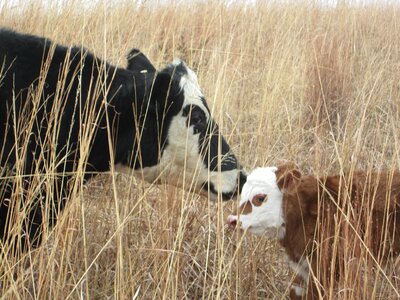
[276,165,301,191]
[127,49,156,73]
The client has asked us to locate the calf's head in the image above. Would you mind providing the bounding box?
[121,50,246,200]
[227,165,304,237]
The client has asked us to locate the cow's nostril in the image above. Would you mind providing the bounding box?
[227,215,238,229]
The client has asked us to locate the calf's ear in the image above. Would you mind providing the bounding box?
[127,49,156,73]
[308,176,344,217]
[321,176,355,202]
[321,177,340,198]
[276,165,302,191]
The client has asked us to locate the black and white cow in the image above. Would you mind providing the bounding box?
[0,29,246,248]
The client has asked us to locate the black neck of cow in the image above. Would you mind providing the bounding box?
[109,70,181,172]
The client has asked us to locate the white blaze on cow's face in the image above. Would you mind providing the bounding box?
[130,58,246,200]
[227,167,285,238]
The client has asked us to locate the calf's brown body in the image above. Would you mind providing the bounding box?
[230,165,400,299]
[276,166,400,299]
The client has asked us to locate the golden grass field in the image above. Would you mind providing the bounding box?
[0,0,400,299]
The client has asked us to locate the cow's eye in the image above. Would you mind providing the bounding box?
[190,110,205,126]
[183,105,207,132]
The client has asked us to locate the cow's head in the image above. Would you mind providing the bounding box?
[227,167,287,237]
[120,49,246,200]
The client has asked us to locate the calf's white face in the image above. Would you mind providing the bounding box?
[227,167,285,238]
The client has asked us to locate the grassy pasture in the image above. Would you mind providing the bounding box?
[0,0,399,298]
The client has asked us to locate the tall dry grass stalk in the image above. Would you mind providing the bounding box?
[0,0,399,298]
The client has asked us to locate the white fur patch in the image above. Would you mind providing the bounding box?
[288,258,309,297]
[239,167,279,206]
[291,285,305,297]
[129,111,204,188]
[236,167,286,238]
[289,258,309,284]
[172,59,210,120]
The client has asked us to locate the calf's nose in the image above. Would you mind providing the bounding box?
[227,215,238,229]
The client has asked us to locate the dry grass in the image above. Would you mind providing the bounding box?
[0,0,400,299]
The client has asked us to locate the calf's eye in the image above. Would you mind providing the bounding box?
[252,194,268,206]
[258,196,266,202]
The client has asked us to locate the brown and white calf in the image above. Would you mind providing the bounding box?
[227,165,400,299]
